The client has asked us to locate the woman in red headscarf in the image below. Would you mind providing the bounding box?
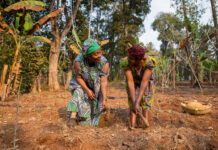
[120,45,155,129]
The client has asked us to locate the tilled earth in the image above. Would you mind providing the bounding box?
[0,82,217,150]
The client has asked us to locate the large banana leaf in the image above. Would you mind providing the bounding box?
[24,13,33,32]
[99,40,109,46]
[4,1,46,12]
[72,28,81,46]
[70,44,81,54]
[128,42,132,48]
[15,13,23,29]
[24,36,51,44]
[135,36,140,45]
[15,12,33,35]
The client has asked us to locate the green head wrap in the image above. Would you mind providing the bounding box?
[82,38,101,56]
[86,42,100,55]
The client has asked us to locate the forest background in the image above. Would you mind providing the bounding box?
[0,0,217,96]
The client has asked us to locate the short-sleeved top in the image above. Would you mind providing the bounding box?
[70,53,108,97]
[120,55,155,88]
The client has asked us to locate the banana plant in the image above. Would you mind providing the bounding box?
[0,0,60,96]
[69,28,109,55]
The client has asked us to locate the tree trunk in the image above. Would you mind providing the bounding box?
[48,0,81,91]
[49,43,60,91]
[182,63,184,80]
[88,0,93,38]
[37,74,41,93]
[31,78,37,93]
[170,41,176,89]
[182,0,195,85]
[173,54,176,88]
[65,50,73,89]
[162,72,165,88]
[1,84,7,101]
[209,71,212,84]
[193,48,200,87]
[0,64,8,97]
[199,62,204,82]
[210,0,218,61]
[6,41,20,97]
[210,0,218,86]
[12,59,21,92]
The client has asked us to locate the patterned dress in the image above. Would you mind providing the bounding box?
[67,54,109,126]
[120,55,155,110]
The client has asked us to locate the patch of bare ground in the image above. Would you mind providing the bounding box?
[0,82,217,150]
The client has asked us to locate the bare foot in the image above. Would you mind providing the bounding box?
[144,119,149,127]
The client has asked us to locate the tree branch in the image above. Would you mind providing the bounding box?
[49,0,57,38]
[62,0,69,22]
[49,0,55,13]
[26,9,61,35]
[200,32,217,45]
[205,32,218,51]
[60,0,81,39]
[49,0,59,38]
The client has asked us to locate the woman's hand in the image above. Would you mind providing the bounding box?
[86,89,96,100]
[135,102,142,113]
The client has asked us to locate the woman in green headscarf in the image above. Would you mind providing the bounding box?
[67,38,109,127]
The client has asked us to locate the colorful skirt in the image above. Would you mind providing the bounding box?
[126,80,155,110]
[67,87,102,126]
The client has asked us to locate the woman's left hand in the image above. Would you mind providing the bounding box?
[135,102,141,113]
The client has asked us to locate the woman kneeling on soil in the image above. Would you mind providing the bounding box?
[67,38,109,127]
[120,45,155,129]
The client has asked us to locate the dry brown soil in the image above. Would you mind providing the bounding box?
[0,82,217,150]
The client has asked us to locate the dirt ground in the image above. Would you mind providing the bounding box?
[0,82,217,150]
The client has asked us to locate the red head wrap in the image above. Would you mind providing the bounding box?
[128,45,146,59]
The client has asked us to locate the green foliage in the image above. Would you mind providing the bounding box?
[70,0,151,80]
[24,13,33,32]
[1,0,216,93]
[72,28,81,47]
[4,0,46,12]
[15,12,33,34]
[152,12,183,56]
[0,33,16,73]
[19,41,48,93]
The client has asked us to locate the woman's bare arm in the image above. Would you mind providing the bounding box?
[125,69,136,106]
[100,63,109,109]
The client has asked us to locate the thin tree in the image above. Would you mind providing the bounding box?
[88,0,93,38]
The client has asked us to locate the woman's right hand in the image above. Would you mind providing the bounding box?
[86,89,96,100]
